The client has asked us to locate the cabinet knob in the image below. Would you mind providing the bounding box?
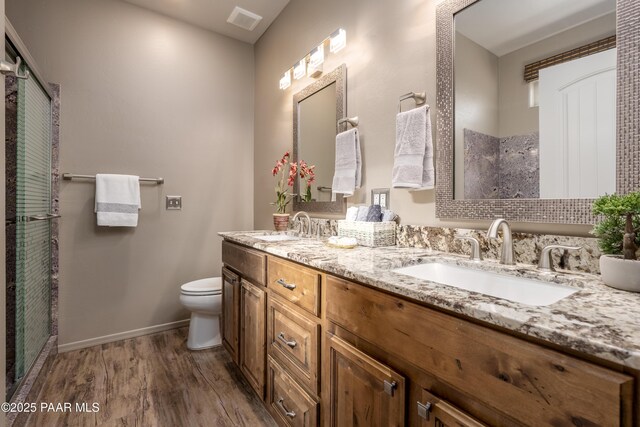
[277,332,298,348]
[276,278,296,290]
[276,398,296,418]
[383,380,397,396]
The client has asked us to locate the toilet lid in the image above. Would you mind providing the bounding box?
[181,277,222,295]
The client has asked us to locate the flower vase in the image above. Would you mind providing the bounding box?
[273,213,290,231]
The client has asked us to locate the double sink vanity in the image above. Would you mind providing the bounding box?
[219,229,639,426]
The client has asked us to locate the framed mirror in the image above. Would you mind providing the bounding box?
[292,64,347,214]
[436,0,640,224]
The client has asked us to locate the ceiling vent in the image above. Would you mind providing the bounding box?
[227,6,263,31]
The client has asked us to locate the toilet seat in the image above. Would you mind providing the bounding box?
[180,277,222,296]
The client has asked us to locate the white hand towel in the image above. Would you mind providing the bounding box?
[331,128,361,201]
[345,206,359,221]
[392,105,434,189]
[95,174,141,227]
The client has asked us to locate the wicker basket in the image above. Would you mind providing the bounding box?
[337,221,396,247]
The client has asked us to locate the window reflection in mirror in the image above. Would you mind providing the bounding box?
[297,82,338,202]
[453,0,617,200]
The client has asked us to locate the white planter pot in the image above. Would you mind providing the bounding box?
[599,255,640,292]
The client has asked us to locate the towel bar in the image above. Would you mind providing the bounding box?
[63,173,164,184]
[337,116,359,131]
[398,91,426,112]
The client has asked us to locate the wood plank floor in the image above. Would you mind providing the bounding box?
[22,328,277,427]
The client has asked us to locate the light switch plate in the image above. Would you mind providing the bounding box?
[371,188,390,209]
[166,195,182,210]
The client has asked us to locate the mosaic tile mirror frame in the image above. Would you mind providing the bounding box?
[435,0,640,224]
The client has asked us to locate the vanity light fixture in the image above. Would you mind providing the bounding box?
[279,70,291,90]
[309,45,325,69]
[279,28,346,90]
[293,59,306,80]
[330,28,347,53]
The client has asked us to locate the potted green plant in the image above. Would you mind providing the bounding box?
[592,191,640,291]
[271,152,297,231]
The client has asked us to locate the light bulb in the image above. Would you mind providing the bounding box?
[293,59,306,80]
[279,70,291,90]
[330,29,346,53]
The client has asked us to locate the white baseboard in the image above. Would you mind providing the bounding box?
[58,319,190,353]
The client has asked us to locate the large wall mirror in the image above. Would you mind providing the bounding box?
[436,0,640,223]
[292,64,346,214]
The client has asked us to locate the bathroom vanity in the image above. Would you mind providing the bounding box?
[219,232,639,426]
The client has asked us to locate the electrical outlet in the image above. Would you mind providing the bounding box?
[166,196,182,210]
[371,188,390,209]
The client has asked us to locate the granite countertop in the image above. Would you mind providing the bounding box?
[219,231,640,370]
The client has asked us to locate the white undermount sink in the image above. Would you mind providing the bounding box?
[253,234,300,242]
[392,262,578,306]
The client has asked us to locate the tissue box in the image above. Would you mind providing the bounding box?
[337,220,396,247]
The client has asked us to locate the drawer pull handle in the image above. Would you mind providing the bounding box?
[276,398,296,418]
[276,278,296,290]
[417,401,433,420]
[277,332,297,348]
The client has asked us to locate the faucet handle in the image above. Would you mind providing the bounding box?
[538,245,581,272]
[455,236,483,261]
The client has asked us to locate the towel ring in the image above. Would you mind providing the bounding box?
[337,116,359,132]
[398,92,426,113]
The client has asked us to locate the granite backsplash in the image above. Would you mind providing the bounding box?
[289,217,602,274]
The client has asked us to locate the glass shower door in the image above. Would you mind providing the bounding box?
[14,62,52,383]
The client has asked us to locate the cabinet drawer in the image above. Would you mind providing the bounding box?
[267,356,318,427]
[267,257,321,316]
[326,276,634,426]
[222,241,266,286]
[267,295,320,395]
[417,389,486,427]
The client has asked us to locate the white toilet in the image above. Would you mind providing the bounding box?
[179,277,223,350]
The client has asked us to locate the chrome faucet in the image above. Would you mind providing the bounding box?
[487,219,515,265]
[454,236,482,261]
[292,211,311,235]
[537,245,581,272]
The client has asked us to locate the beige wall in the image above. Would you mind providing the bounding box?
[7,0,254,346]
[254,0,591,236]
[497,13,616,137]
[454,32,499,200]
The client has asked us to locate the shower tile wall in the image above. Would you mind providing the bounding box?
[5,75,18,393]
[464,129,540,199]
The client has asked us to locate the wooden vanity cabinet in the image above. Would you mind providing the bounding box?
[325,275,634,427]
[221,267,240,363]
[222,240,636,427]
[325,333,406,427]
[240,279,267,398]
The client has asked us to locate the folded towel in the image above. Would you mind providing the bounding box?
[95,174,141,227]
[382,209,398,222]
[331,128,361,201]
[355,206,369,221]
[392,105,434,189]
[345,206,359,221]
[366,205,382,222]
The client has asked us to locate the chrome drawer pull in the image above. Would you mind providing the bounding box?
[276,278,296,290]
[417,401,433,420]
[277,332,297,348]
[276,398,296,418]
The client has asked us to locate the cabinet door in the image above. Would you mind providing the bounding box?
[326,333,405,427]
[222,268,239,363]
[418,390,486,427]
[240,279,266,399]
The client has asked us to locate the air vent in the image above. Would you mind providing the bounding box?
[227,6,263,31]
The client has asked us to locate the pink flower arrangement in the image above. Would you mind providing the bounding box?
[271,153,318,212]
[298,160,316,202]
[272,152,297,214]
